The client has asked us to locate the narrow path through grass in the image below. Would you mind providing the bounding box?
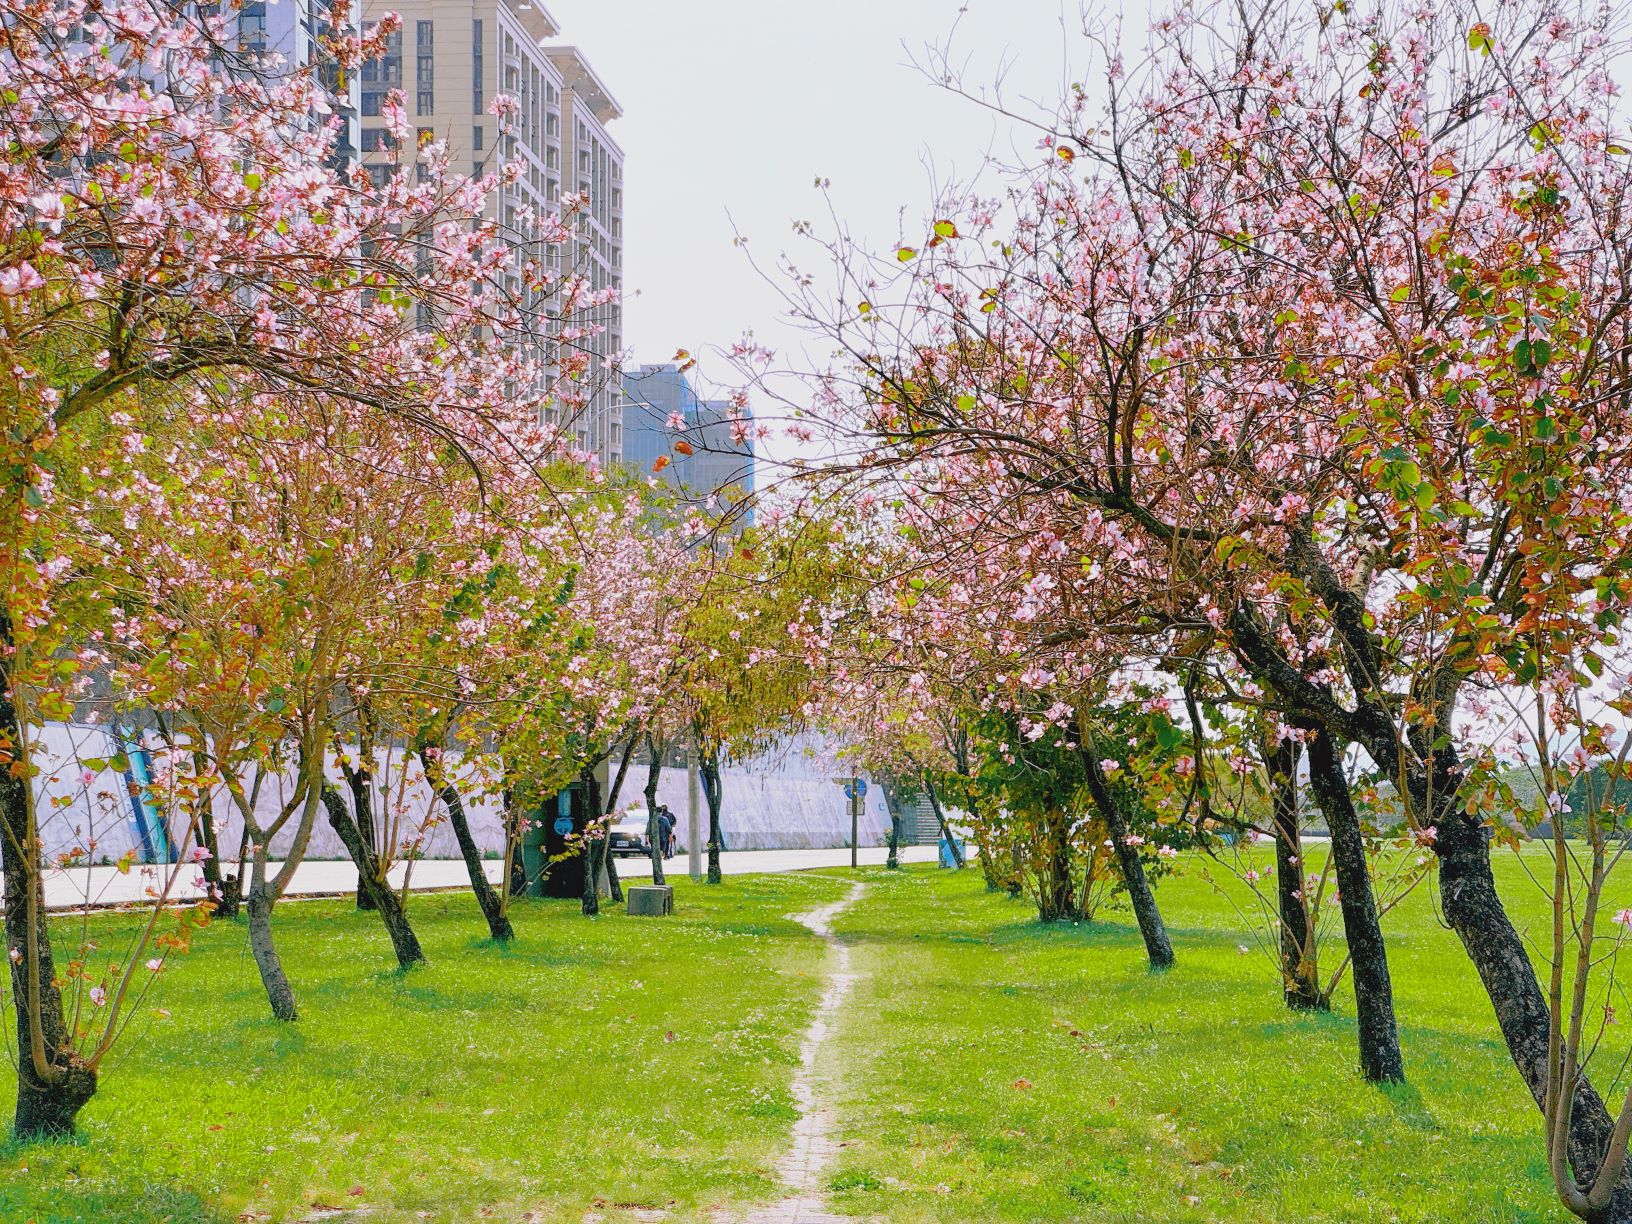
[728,879,868,1224]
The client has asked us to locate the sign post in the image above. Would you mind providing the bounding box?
[835,777,868,870]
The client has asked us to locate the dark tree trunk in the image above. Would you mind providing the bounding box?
[601,737,637,904]
[1229,596,1623,1188]
[701,750,724,884]
[1267,737,1325,1010]
[581,764,606,915]
[245,870,298,1022]
[884,789,903,870]
[347,764,377,912]
[2,644,98,1135]
[605,841,623,903]
[1081,751,1174,970]
[644,734,665,886]
[922,774,965,868]
[1306,730,1403,1083]
[219,824,248,921]
[503,795,527,896]
[1036,810,1077,922]
[420,748,513,943]
[1429,763,1632,1220]
[322,787,425,969]
[187,747,237,921]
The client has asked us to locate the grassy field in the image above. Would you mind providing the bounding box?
[0,872,851,1223]
[0,853,1592,1222]
[823,856,1564,1223]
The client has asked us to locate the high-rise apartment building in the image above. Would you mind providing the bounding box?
[230,0,360,164]
[357,0,626,466]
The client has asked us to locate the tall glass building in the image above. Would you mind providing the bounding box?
[622,364,754,516]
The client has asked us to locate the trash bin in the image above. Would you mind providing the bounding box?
[538,785,588,899]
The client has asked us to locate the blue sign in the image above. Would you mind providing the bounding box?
[842,779,869,801]
[553,816,574,837]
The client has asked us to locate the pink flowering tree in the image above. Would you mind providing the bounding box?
[757,0,1632,1201]
[0,0,611,1134]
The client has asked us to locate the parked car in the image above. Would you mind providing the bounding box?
[609,809,653,858]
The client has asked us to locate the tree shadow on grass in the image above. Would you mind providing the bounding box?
[1378,1078,1439,1130]
[0,1179,236,1224]
[232,1015,309,1057]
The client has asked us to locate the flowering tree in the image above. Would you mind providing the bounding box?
[761,0,1632,1201]
[0,0,608,1134]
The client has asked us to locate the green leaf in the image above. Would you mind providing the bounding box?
[896,247,917,262]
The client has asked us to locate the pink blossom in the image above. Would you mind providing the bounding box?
[0,262,45,296]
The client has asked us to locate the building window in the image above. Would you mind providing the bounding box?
[416,20,434,114]
[472,20,484,113]
[366,164,394,189]
[473,124,484,150]
[360,22,401,118]
[359,127,393,152]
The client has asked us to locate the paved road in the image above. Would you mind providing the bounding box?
[36,844,944,911]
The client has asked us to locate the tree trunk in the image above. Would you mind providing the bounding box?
[1306,730,1403,1083]
[187,747,237,920]
[1267,737,1326,1010]
[922,773,965,868]
[1,610,99,1138]
[644,734,665,886]
[1037,811,1076,922]
[1081,752,1174,970]
[701,750,724,884]
[347,764,377,912]
[605,842,623,903]
[420,748,513,943]
[322,787,425,969]
[886,803,902,869]
[245,860,298,1022]
[220,824,248,921]
[581,764,605,915]
[502,782,528,898]
[1229,595,1631,1203]
[600,737,638,904]
[1427,773,1632,1219]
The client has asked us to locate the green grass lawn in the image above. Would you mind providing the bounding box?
[0,871,851,1224]
[823,854,1567,1223]
[0,852,1597,1223]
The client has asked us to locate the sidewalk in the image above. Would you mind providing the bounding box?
[37,844,944,911]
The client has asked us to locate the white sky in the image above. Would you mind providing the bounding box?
[544,0,1086,387]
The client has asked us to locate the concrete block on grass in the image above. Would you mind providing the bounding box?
[627,884,674,916]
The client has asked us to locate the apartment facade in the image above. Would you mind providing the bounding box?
[357,0,626,467]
